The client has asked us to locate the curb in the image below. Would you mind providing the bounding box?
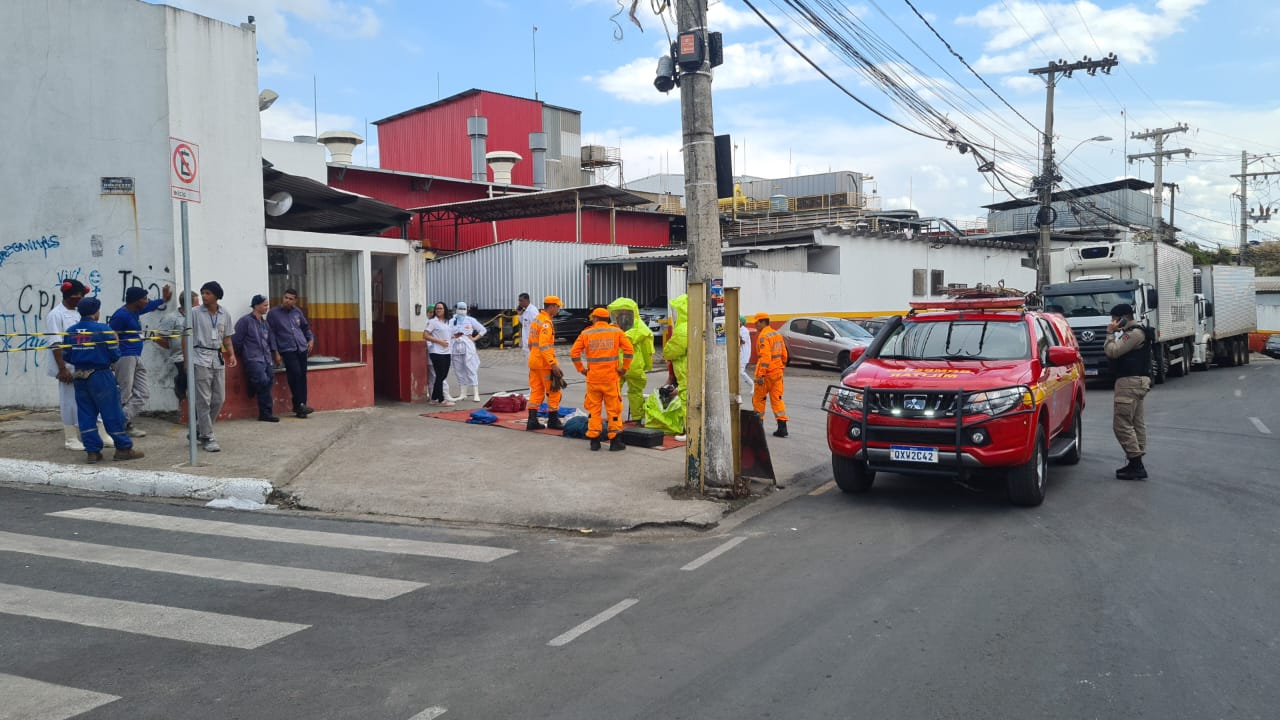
[0,459,273,503]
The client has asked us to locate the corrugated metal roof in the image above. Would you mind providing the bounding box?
[411,185,652,220]
[983,178,1155,211]
[586,242,817,265]
[262,161,411,235]
[373,88,581,126]
[328,163,538,192]
[1257,276,1280,293]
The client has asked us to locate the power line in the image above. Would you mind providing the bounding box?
[899,0,1039,134]
[739,0,958,144]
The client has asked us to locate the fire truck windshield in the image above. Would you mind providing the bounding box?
[878,320,1031,361]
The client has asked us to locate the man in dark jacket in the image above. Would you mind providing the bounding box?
[266,288,315,418]
[234,294,282,422]
[1103,303,1151,480]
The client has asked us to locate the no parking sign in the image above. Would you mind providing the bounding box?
[169,137,201,203]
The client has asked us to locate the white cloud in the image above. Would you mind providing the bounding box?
[709,0,765,31]
[586,34,844,104]
[159,0,382,73]
[260,99,363,141]
[958,0,1207,75]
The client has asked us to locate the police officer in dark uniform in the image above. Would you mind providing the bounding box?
[1103,303,1150,480]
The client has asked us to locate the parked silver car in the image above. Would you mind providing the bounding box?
[778,316,874,370]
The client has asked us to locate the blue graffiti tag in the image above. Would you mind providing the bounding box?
[0,235,60,269]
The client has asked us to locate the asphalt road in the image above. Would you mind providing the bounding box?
[1,357,1276,719]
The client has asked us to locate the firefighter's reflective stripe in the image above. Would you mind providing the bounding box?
[527,314,558,370]
[571,323,634,379]
[755,327,787,376]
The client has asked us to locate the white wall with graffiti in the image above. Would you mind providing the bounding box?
[0,0,266,408]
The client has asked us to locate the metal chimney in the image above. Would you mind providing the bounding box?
[529,132,548,189]
[317,130,364,164]
[467,116,488,182]
[485,151,522,185]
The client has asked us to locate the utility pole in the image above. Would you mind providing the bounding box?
[1230,152,1280,264]
[1028,54,1117,292]
[1163,182,1178,230]
[677,0,732,489]
[1127,124,1190,244]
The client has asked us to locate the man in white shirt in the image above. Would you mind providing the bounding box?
[738,315,755,400]
[517,292,539,355]
[44,280,112,450]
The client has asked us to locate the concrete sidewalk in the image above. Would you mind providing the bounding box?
[0,345,835,531]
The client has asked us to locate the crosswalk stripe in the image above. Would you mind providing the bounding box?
[0,673,120,720]
[0,531,425,600]
[0,583,310,649]
[48,508,517,563]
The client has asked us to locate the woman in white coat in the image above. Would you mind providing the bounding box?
[448,301,487,402]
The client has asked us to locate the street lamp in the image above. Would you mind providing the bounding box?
[1058,135,1112,167]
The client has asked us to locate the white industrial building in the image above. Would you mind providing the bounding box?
[588,226,1035,320]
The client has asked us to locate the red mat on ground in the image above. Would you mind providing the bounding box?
[420,409,685,450]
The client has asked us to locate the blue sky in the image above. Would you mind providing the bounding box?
[157,0,1280,248]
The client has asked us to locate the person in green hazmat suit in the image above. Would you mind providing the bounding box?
[607,297,655,422]
[663,294,689,410]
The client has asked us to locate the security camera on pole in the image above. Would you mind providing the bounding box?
[653,1,730,489]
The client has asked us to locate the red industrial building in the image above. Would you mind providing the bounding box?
[327,89,675,253]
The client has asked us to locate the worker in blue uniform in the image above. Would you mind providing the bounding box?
[61,297,144,463]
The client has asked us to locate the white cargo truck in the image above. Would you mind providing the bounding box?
[1041,241,1196,383]
[1191,265,1257,369]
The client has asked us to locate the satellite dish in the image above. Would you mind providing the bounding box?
[264,191,293,217]
[258,89,279,111]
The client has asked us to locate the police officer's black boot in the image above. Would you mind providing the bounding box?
[1116,455,1148,480]
[590,437,602,451]
[609,436,626,452]
[546,413,564,431]
[526,410,545,431]
[772,420,788,438]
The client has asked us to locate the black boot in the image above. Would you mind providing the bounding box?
[546,413,564,431]
[1116,456,1148,480]
[772,420,788,438]
[609,437,626,452]
[526,410,545,431]
[590,437,602,451]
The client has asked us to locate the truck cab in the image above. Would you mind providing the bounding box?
[1043,240,1195,382]
[1041,277,1150,379]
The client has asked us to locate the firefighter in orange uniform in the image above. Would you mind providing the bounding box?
[571,307,634,451]
[526,296,566,431]
[752,312,790,438]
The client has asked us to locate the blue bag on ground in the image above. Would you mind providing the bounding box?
[466,409,498,425]
[561,416,589,438]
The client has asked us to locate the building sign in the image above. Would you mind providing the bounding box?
[169,137,201,203]
[100,177,135,195]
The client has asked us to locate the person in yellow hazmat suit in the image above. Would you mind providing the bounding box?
[606,297,654,422]
[662,294,689,412]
